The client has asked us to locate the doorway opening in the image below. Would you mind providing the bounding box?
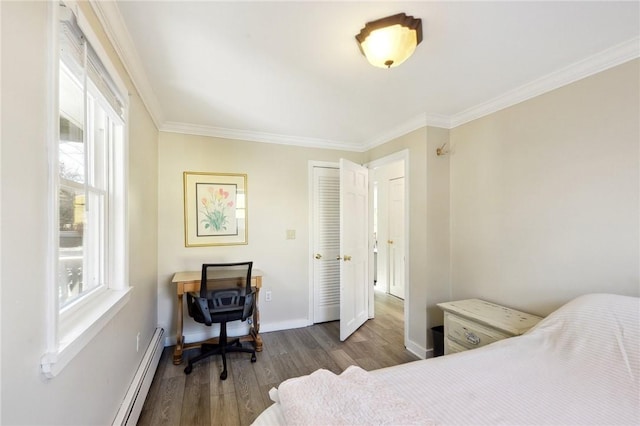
[309,150,409,346]
[368,150,409,347]
[371,161,405,300]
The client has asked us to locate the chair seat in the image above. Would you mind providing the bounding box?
[210,310,245,323]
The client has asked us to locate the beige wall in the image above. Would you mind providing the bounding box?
[159,126,451,357]
[157,132,363,343]
[450,59,640,316]
[1,2,159,424]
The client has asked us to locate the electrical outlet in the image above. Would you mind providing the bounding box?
[265,290,272,302]
[136,332,140,352]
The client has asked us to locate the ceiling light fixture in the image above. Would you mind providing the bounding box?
[355,13,423,69]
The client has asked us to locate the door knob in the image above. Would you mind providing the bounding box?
[314,253,322,259]
[388,240,394,244]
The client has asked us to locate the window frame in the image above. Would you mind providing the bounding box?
[42,1,130,379]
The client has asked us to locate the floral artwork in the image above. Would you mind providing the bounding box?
[196,184,238,236]
[184,172,247,246]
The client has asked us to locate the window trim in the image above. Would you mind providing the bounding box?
[42,1,130,379]
[42,288,132,378]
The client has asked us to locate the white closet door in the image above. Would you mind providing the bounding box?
[312,166,340,323]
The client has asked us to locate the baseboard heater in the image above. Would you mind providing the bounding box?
[113,327,164,426]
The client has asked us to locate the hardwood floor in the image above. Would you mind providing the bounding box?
[138,291,418,426]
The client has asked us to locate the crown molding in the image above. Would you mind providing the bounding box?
[363,113,452,151]
[450,36,640,128]
[363,113,427,150]
[425,113,453,130]
[160,122,363,152]
[89,1,164,129]
[363,113,427,151]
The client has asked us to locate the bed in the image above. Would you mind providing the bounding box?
[252,293,639,425]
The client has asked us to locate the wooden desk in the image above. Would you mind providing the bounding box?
[171,269,263,365]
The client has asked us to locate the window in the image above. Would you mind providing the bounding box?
[42,3,129,378]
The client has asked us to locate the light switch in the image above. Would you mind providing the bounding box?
[286,229,296,240]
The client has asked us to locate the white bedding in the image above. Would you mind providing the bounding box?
[252,293,640,425]
[271,365,435,425]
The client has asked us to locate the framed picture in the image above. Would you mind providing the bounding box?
[183,172,248,247]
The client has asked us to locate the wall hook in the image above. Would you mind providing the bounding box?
[436,142,449,156]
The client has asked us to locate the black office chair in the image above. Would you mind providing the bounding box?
[184,261,257,379]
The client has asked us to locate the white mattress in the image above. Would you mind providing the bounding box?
[253,293,640,425]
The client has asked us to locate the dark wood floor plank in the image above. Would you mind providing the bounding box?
[308,322,342,352]
[209,353,237,396]
[231,356,268,425]
[210,391,240,426]
[138,291,417,426]
[137,346,173,426]
[180,382,210,426]
[146,375,186,426]
[270,351,306,379]
[250,351,281,387]
[354,356,386,371]
[328,348,359,370]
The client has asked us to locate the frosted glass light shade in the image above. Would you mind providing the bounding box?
[356,13,422,69]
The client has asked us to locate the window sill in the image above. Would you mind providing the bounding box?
[41,287,132,378]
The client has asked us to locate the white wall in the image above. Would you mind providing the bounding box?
[157,132,363,344]
[450,59,640,315]
[1,2,159,424]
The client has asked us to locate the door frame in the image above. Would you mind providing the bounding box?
[366,149,410,348]
[308,151,410,347]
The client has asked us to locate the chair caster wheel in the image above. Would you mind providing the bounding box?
[184,365,192,375]
[220,371,228,380]
[251,353,257,362]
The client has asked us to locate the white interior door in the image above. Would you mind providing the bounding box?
[312,166,340,323]
[339,159,369,341]
[388,177,405,299]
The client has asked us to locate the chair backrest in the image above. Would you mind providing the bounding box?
[200,261,253,297]
[199,262,254,321]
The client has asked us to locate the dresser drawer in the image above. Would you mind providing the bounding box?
[444,312,510,350]
[444,337,468,355]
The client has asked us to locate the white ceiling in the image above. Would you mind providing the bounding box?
[95,1,640,151]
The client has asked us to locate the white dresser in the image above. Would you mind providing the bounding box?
[437,299,543,355]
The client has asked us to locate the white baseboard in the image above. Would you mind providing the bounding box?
[259,318,310,333]
[112,327,164,426]
[164,319,310,346]
[405,339,427,360]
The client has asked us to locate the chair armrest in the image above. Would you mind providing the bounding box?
[194,295,213,326]
[186,292,213,325]
[242,289,256,321]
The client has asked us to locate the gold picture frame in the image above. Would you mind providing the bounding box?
[183,172,248,247]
